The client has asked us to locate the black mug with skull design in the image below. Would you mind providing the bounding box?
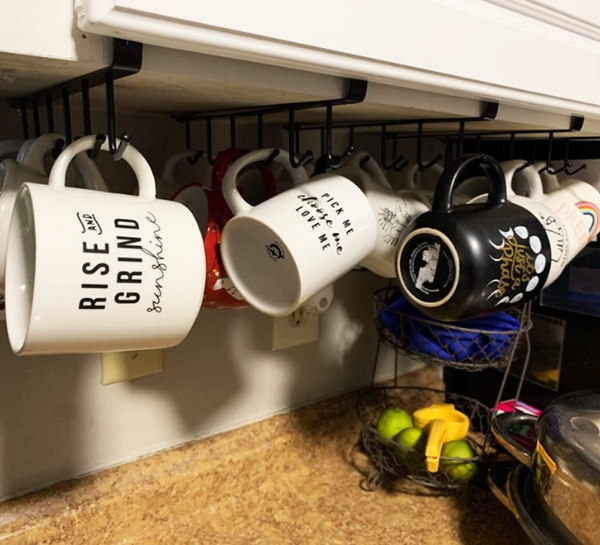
[396,154,551,322]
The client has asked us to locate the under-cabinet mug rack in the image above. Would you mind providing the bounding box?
[174,95,501,173]
[6,39,143,160]
[6,37,600,174]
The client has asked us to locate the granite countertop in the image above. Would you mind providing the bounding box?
[0,368,527,544]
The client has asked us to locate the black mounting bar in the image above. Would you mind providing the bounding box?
[289,101,500,132]
[7,39,143,156]
[387,115,585,142]
[384,115,586,168]
[173,79,368,167]
[174,79,368,122]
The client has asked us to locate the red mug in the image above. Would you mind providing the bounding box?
[173,149,276,309]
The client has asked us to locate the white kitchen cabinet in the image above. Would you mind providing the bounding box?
[75,0,600,117]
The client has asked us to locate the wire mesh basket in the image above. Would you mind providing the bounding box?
[357,386,495,491]
[373,286,531,371]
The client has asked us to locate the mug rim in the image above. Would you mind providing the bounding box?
[5,184,37,355]
[396,227,461,309]
[221,214,303,317]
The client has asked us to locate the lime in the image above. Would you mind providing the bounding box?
[376,408,413,440]
[440,440,477,482]
[394,427,426,469]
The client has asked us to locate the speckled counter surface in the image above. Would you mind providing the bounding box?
[0,368,527,544]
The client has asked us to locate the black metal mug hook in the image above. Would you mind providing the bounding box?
[262,148,281,167]
[539,132,568,176]
[563,139,586,176]
[288,109,313,169]
[183,119,203,166]
[515,140,536,174]
[323,104,354,169]
[113,133,131,161]
[51,138,66,160]
[380,125,408,171]
[416,122,443,171]
[206,118,216,166]
[87,134,105,160]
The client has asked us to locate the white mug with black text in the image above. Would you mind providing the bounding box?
[5,135,205,355]
[221,148,376,317]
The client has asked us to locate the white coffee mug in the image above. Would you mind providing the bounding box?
[221,148,376,317]
[551,178,600,242]
[516,163,600,251]
[337,157,429,278]
[5,135,205,355]
[506,162,600,286]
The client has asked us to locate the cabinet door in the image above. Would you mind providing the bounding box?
[78,0,600,116]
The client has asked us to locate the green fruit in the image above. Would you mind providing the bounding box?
[394,427,426,469]
[440,440,477,482]
[376,408,413,440]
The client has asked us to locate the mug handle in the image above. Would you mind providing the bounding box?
[417,163,444,192]
[425,419,448,473]
[302,284,335,313]
[49,135,156,200]
[161,150,202,185]
[534,161,562,193]
[18,134,108,192]
[398,163,420,190]
[344,151,392,189]
[222,148,310,215]
[73,153,109,192]
[491,412,537,466]
[432,154,507,213]
[19,134,64,175]
[503,160,544,201]
[211,148,277,198]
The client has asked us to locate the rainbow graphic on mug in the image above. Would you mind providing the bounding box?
[577,201,600,239]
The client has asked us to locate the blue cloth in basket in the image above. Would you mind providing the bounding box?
[379,294,521,363]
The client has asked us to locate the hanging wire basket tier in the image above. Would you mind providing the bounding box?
[373,286,532,372]
[358,386,495,491]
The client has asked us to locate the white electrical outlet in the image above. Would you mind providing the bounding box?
[102,350,164,385]
[272,308,320,351]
